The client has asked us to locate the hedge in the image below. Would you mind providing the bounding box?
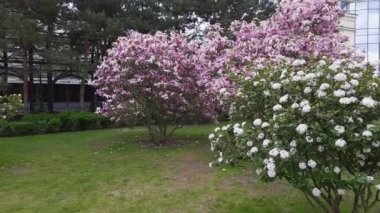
[0,112,111,137]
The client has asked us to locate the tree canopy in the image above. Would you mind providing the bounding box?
[0,0,275,112]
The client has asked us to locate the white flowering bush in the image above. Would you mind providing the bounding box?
[0,94,22,121]
[209,59,380,212]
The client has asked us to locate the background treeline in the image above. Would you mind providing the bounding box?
[0,0,276,113]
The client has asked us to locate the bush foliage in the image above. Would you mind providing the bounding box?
[210,59,380,212]
[0,94,23,121]
[0,112,110,137]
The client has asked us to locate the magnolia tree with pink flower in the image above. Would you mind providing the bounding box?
[224,0,362,72]
[94,31,231,144]
[94,0,364,145]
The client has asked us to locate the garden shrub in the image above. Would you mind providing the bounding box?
[0,94,23,121]
[0,121,40,136]
[0,111,110,137]
[38,118,61,133]
[54,111,73,131]
[22,113,56,122]
[56,111,105,131]
[209,59,380,212]
[22,113,62,133]
[66,112,102,131]
[0,119,8,135]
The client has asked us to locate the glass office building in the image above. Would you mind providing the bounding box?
[341,0,380,63]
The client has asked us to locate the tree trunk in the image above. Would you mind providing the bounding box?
[37,72,43,112]
[46,24,54,113]
[47,71,53,112]
[329,205,341,213]
[65,84,69,108]
[90,85,97,112]
[1,51,8,95]
[89,46,96,112]
[80,38,89,111]
[80,79,86,111]
[28,48,34,113]
[22,47,28,112]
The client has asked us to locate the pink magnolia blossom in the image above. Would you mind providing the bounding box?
[227,0,361,70]
[93,31,228,125]
[94,0,361,132]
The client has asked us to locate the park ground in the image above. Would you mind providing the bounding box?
[0,125,378,212]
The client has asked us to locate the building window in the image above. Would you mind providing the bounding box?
[342,0,380,63]
[369,0,380,9]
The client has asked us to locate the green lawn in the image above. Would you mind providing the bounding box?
[0,125,376,212]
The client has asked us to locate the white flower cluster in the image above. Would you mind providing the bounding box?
[335,139,346,148]
[0,94,23,121]
[296,124,308,134]
[210,59,380,198]
[361,97,377,108]
[233,123,244,136]
[334,125,345,134]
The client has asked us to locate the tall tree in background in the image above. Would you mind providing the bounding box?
[31,0,60,112]
[0,0,42,112]
[65,1,125,111]
[0,0,278,113]
[0,3,8,95]
[163,0,277,31]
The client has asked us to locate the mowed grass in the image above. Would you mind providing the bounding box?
[0,125,377,213]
